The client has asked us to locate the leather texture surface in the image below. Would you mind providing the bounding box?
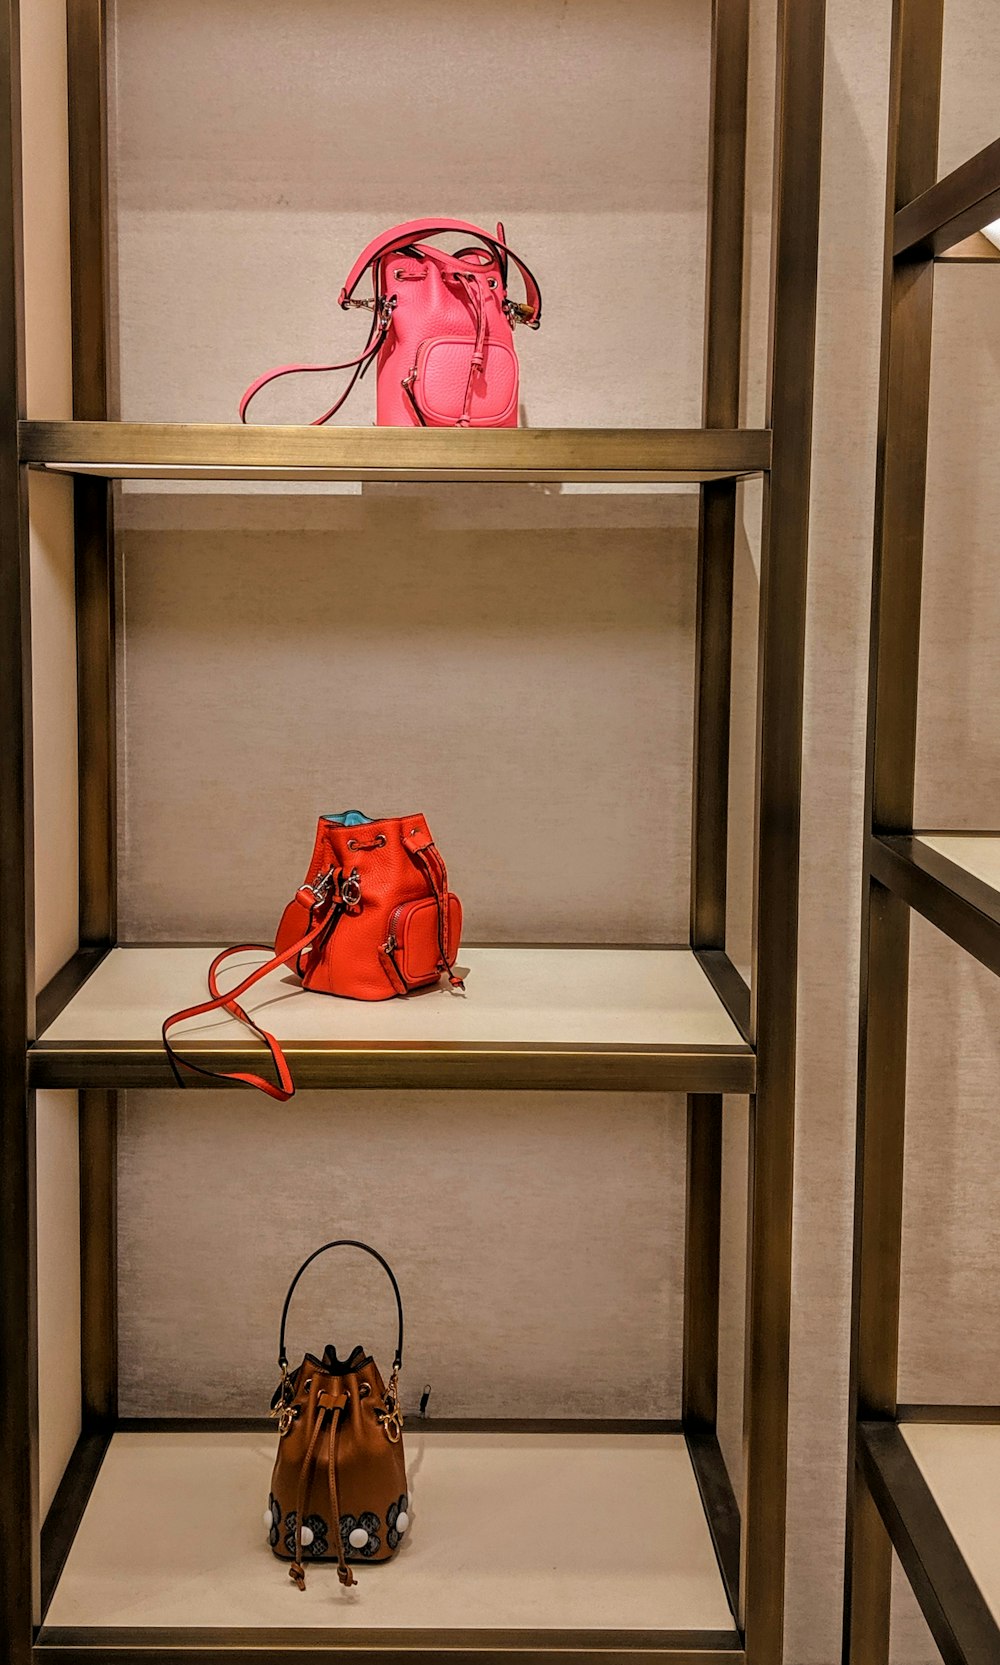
[374,244,519,426]
[162,815,463,1097]
[274,813,463,1002]
[412,335,518,427]
[390,894,463,990]
[269,1243,409,1589]
[269,1347,408,1586]
[240,219,539,426]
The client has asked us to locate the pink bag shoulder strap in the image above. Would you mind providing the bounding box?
[337,218,542,326]
[238,307,389,425]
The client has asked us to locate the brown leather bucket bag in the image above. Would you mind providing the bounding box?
[265,1241,409,1590]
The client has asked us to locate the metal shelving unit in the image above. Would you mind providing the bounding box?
[0,2,826,1662]
[845,3,1000,1661]
[18,421,772,482]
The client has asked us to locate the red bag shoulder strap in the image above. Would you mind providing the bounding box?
[161,878,343,1100]
[338,218,542,326]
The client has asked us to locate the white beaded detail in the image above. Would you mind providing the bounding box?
[396,1511,409,1533]
[263,1508,273,1530]
[348,1526,369,1550]
[300,1525,314,1547]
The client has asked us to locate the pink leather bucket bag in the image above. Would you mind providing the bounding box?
[240,218,542,429]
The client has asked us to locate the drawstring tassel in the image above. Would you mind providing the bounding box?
[289,1401,328,1593]
[456,271,488,427]
[325,1391,356,1588]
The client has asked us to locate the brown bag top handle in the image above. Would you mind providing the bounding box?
[277,1239,404,1373]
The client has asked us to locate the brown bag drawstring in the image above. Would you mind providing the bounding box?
[325,1393,356,1588]
[289,1390,350,1591]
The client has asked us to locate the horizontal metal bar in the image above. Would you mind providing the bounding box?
[693,951,751,1043]
[897,1405,1000,1425]
[33,1632,743,1664]
[35,946,109,1038]
[19,421,772,484]
[857,1420,1000,1665]
[935,232,1000,263]
[40,1432,110,1621]
[869,834,1000,977]
[116,1416,685,1436]
[685,1426,741,1623]
[894,135,1000,258]
[119,940,700,954]
[28,1040,756,1095]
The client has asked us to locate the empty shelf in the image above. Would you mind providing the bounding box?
[902,1423,1000,1627]
[870,833,1000,979]
[858,1420,1000,1665]
[19,420,772,483]
[917,834,1000,893]
[30,945,754,1092]
[40,1429,737,1642]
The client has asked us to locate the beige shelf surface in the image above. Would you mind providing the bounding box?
[902,1424,1000,1622]
[917,834,1000,893]
[38,945,746,1051]
[44,1430,735,1632]
[19,420,771,483]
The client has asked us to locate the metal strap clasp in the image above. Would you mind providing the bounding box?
[376,1364,404,1444]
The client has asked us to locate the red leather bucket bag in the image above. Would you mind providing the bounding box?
[162,812,464,1100]
[239,217,542,428]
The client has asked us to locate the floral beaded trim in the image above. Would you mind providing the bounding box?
[267,1498,410,1559]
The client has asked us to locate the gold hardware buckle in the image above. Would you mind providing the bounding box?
[504,300,538,328]
[271,1365,295,1437]
[376,1365,404,1444]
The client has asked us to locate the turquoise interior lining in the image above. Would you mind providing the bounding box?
[321,810,374,826]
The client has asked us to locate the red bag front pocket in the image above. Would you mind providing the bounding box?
[412,337,518,426]
[383,894,463,992]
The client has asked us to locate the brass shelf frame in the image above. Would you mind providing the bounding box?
[844,5,1000,1663]
[18,419,772,483]
[869,834,1000,981]
[29,940,757,1094]
[0,1,827,1663]
[30,1039,757,1096]
[894,133,1000,259]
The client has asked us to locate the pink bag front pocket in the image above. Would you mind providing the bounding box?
[411,337,518,427]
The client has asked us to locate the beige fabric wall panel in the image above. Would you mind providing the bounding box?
[36,1090,81,1519]
[915,269,1000,829]
[117,1089,685,1418]
[938,3,1000,180]
[107,0,711,940]
[20,0,72,420]
[109,0,709,430]
[890,1553,940,1665]
[115,489,696,942]
[899,914,1000,1405]
[30,470,80,989]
